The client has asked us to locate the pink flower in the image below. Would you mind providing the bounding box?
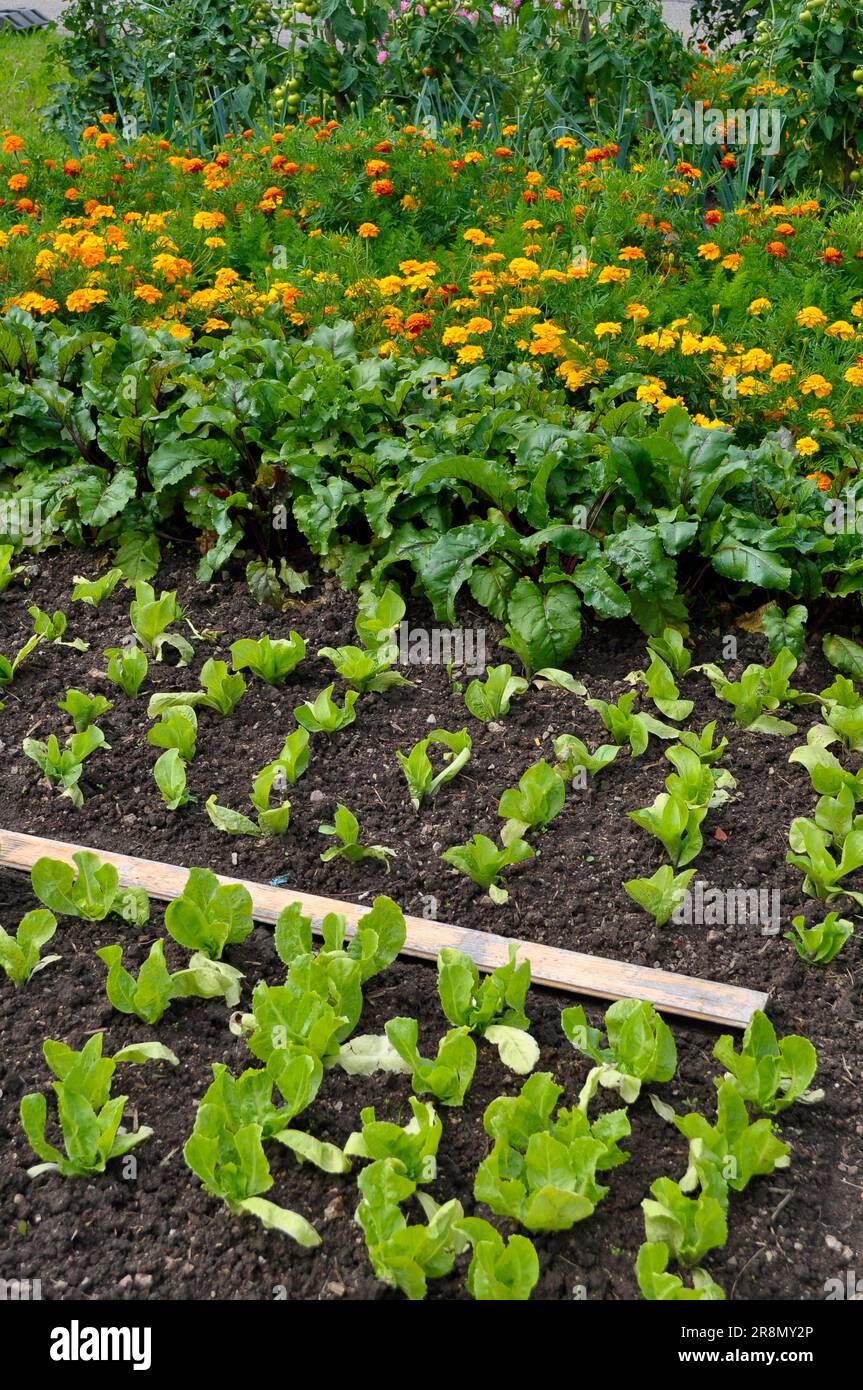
[376,49,388,63]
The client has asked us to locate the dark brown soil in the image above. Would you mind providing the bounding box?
[0,547,860,1301]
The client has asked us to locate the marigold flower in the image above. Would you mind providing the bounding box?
[697,242,722,260]
[796,306,827,329]
[806,471,831,490]
[66,288,108,312]
[845,366,863,387]
[594,321,622,338]
[357,222,379,238]
[799,374,832,399]
[796,436,820,456]
[748,298,771,315]
[457,344,484,364]
[371,178,393,197]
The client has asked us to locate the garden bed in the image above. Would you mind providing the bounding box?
[0,547,860,1300]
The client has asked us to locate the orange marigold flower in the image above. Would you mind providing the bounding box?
[357,221,379,238]
[806,471,831,490]
[66,287,108,312]
[371,179,393,197]
[3,135,24,154]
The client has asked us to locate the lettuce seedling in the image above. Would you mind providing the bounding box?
[104,643,148,697]
[396,728,472,810]
[474,1072,630,1232]
[666,1080,790,1200]
[71,568,122,606]
[356,1157,466,1301]
[456,1218,540,1302]
[154,748,193,809]
[0,630,44,708]
[811,700,863,753]
[318,642,406,693]
[274,895,405,983]
[255,727,309,787]
[230,632,306,685]
[697,650,815,735]
[0,909,59,986]
[648,627,692,677]
[626,653,693,722]
[23,726,108,807]
[206,786,288,838]
[677,720,728,767]
[586,690,678,756]
[147,658,245,718]
[437,944,538,1073]
[147,705,197,761]
[129,581,193,663]
[641,1175,728,1268]
[97,939,243,1024]
[184,1067,321,1246]
[318,804,395,869]
[294,684,359,733]
[553,734,619,783]
[21,1032,177,1178]
[384,1018,477,1106]
[29,605,88,651]
[354,581,405,650]
[0,542,23,591]
[562,999,677,1109]
[786,817,863,904]
[345,1097,442,1183]
[498,759,566,845]
[713,1010,822,1114]
[58,689,113,734]
[636,1242,725,1301]
[164,867,254,959]
[245,979,346,1084]
[624,864,696,927]
[31,851,149,925]
[465,664,528,721]
[629,791,707,867]
[440,832,533,904]
[785,911,854,964]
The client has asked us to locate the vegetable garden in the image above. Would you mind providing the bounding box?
[0,0,861,1310]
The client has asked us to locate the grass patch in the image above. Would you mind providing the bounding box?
[0,27,65,148]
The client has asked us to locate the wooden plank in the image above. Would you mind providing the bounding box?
[0,828,768,1029]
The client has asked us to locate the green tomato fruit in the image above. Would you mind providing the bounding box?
[853,67,863,81]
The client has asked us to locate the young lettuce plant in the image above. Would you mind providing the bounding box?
[96,940,243,1024]
[624,865,696,927]
[655,1080,791,1202]
[396,728,472,810]
[440,832,533,904]
[647,627,692,677]
[474,1072,631,1232]
[318,804,395,869]
[183,1066,322,1246]
[553,734,619,784]
[0,542,23,591]
[147,658,245,718]
[628,791,707,868]
[626,652,693,722]
[153,748,193,810]
[354,580,405,651]
[465,664,528,721]
[641,1174,728,1269]
[562,999,677,1110]
[345,1097,442,1183]
[456,1219,540,1302]
[20,1032,177,1178]
[207,730,305,837]
[104,643,148,697]
[356,1157,466,1301]
[785,817,863,905]
[71,568,122,606]
[677,720,728,767]
[23,726,108,807]
[31,851,149,925]
[129,581,193,664]
[317,642,407,693]
[384,1018,477,1106]
[230,633,306,685]
[788,734,863,800]
[437,944,538,1074]
[29,605,88,652]
[58,689,112,734]
[696,649,815,735]
[164,868,254,960]
[712,1010,822,1115]
[636,1242,725,1302]
[0,910,59,987]
[498,759,566,845]
[586,690,678,756]
[785,911,854,964]
[147,705,197,761]
[294,684,358,734]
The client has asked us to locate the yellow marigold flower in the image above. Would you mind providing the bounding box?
[463,227,492,246]
[844,366,863,387]
[508,257,539,281]
[521,219,542,231]
[748,298,772,315]
[625,302,649,322]
[770,363,794,383]
[618,246,645,262]
[554,136,579,150]
[594,321,622,338]
[464,316,493,335]
[400,194,418,211]
[525,171,543,186]
[6,292,58,315]
[442,326,470,347]
[740,348,773,373]
[697,242,722,260]
[192,210,226,230]
[825,320,855,340]
[202,318,230,332]
[852,300,863,319]
[375,275,403,296]
[721,254,742,272]
[799,374,832,399]
[134,284,162,304]
[796,436,820,456]
[597,265,630,285]
[357,222,379,238]
[66,288,108,312]
[457,344,484,365]
[796,306,827,329]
